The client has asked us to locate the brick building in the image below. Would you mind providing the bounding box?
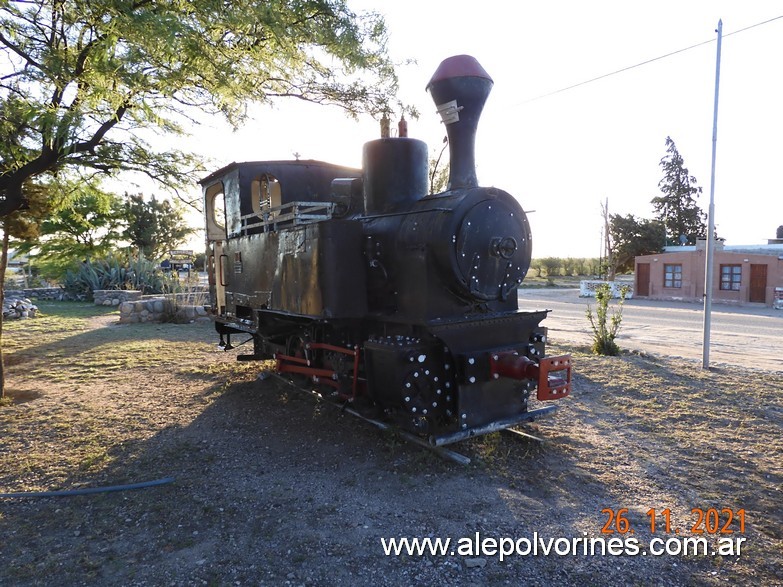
[634,239,783,307]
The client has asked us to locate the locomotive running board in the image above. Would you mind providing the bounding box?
[429,405,558,447]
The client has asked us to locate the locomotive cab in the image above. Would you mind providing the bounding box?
[201,160,365,329]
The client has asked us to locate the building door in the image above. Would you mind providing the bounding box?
[636,263,650,296]
[749,264,768,303]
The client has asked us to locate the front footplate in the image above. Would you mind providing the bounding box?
[429,405,558,447]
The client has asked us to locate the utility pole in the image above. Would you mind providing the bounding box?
[601,198,613,281]
[703,19,722,369]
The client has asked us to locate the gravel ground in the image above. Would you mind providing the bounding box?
[0,308,780,586]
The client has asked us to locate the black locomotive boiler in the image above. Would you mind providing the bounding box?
[201,55,571,446]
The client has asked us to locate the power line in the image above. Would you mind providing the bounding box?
[516,15,783,105]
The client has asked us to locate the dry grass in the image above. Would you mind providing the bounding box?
[0,303,780,585]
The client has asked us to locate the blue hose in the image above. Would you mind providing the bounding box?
[0,477,175,498]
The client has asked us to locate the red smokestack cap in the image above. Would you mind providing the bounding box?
[426,55,493,90]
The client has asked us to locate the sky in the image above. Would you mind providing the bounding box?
[175,0,783,259]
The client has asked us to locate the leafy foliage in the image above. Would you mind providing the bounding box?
[651,137,707,245]
[529,257,601,278]
[429,139,450,194]
[122,193,193,260]
[1,179,58,242]
[0,0,398,214]
[13,184,125,278]
[61,254,180,299]
[608,214,665,274]
[586,283,629,356]
[540,257,562,276]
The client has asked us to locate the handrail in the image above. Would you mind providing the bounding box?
[239,201,334,234]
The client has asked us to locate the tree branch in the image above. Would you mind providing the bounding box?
[0,30,45,71]
[64,103,129,157]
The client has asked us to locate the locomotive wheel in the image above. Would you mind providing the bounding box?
[285,335,308,359]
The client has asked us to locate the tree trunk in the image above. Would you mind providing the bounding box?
[0,227,8,398]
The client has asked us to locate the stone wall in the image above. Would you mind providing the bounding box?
[4,287,63,300]
[118,296,211,324]
[94,288,208,307]
[93,289,144,306]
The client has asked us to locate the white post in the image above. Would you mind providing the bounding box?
[703,19,722,369]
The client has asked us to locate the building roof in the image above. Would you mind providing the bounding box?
[663,243,783,256]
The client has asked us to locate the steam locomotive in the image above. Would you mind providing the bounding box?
[201,55,571,446]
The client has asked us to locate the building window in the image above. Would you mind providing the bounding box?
[720,264,741,291]
[664,264,682,288]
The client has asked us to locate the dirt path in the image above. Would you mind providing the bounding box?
[0,304,780,585]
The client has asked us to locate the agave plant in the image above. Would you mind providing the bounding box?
[61,253,183,299]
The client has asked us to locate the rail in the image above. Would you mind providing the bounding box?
[240,201,335,235]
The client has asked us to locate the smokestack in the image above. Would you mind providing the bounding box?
[426,55,493,190]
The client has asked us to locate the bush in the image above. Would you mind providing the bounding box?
[586,283,629,356]
[61,254,181,299]
[540,257,562,277]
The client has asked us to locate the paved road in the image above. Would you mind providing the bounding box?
[517,288,782,372]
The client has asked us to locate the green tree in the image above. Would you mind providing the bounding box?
[15,185,125,279]
[0,0,397,215]
[651,137,707,246]
[123,193,194,260]
[540,257,562,277]
[530,258,544,278]
[608,214,665,274]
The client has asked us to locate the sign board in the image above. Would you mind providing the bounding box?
[169,250,194,260]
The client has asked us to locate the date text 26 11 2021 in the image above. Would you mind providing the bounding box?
[601,508,745,535]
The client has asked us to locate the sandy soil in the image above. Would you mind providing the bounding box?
[0,305,780,586]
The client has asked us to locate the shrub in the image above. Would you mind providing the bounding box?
[586,283,629,356]
[61,254,181,299]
